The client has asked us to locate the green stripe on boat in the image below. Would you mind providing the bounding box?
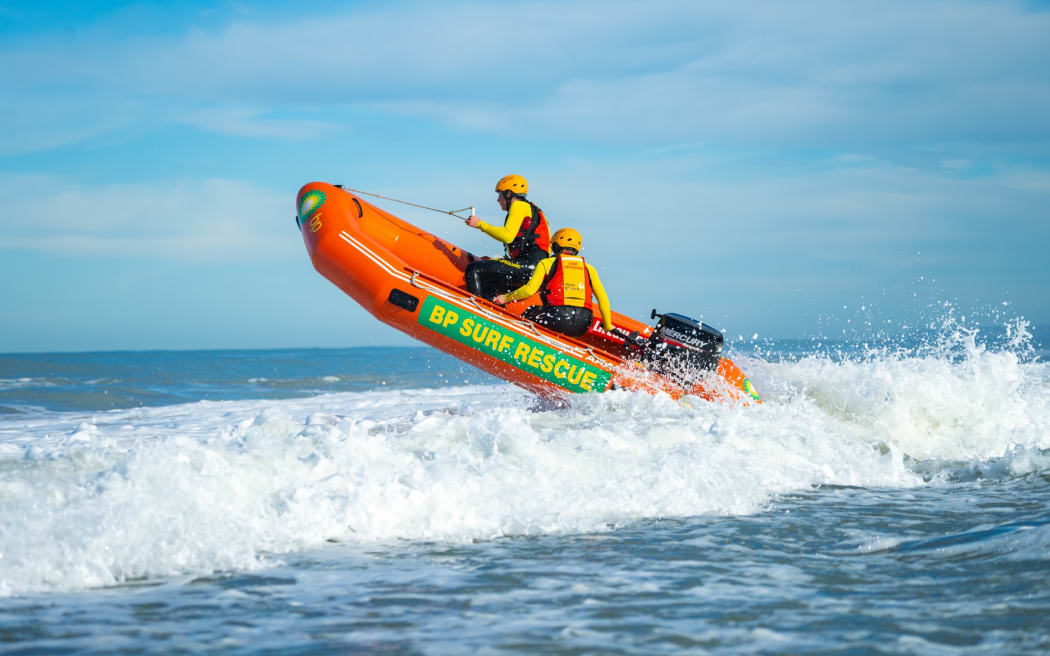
[418,296,611,394]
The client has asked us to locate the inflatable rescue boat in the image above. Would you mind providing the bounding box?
[297,182,760,402]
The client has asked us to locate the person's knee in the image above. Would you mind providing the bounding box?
[465,261,485,294]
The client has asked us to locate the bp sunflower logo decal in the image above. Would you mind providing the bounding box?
[743,378,761,401]
[299,189,326,221]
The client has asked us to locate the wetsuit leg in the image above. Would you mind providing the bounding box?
[486,246,548,296]
[464,259,490,296]
[522,306,594,337]
[466,259,504,297]
[466,258,531,298]
[505,258,536,289]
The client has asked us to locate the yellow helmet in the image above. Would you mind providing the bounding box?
[495,174,528,196]
[552,227,582,252]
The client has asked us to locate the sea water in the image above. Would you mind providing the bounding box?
[0,323,1048,654]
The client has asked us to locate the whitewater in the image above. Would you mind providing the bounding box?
[0,322,1048,653]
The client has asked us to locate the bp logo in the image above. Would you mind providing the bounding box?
[299,189,326,220]
[743,378,761,401]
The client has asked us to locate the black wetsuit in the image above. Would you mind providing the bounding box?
[465,247,547,299]
[521,305,593,337]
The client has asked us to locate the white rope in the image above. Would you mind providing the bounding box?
[337,185,475,221]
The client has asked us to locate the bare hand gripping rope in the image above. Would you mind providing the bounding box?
[336,185,475,221]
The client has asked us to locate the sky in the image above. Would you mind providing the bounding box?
[1,0,1048,352]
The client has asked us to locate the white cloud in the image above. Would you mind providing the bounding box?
[0,176,294,260]
[0,157,1045,340]
[176,107,339,139]
[2,0,1048,151]
[0,96,144,157]
[529,152,1049,269]
[995,169,1050,193]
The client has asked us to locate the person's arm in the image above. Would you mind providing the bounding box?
[498,259,550,303]
[587,264,614,330]
[476,200,529,244]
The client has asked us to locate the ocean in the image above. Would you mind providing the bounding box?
[1,321,1048,654]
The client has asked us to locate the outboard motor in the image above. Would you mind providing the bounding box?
[642,310,724,386]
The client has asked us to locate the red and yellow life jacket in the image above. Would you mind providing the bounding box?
[540,253,593,309]
[506,200,551,259]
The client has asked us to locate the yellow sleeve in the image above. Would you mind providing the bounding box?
[478,199,529,244]
[504,258,553,302]
[587,264,614,330]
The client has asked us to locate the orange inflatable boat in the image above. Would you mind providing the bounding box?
[297,182,760,403]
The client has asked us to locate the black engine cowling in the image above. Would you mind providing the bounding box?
[642,310,723,385]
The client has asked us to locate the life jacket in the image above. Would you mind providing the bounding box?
[540,253,593,310]
[506,198,551,259]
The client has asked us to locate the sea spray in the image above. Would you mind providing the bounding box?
[0,319,1047,597]
[0,382,925,596]
[745,316,1050,461]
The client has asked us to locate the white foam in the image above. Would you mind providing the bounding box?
[1,334,1048,596]
[0,377,54,390]
[747,339,1050,461]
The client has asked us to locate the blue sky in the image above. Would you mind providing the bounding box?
[1,0,1048,352]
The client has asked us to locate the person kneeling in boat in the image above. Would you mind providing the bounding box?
[494,228,614,338]
[464,174,551,299]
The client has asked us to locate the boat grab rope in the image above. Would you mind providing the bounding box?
[464,294,549,340]
[336,229,617,369]
[406,268,615,368]
[336,185,475,222]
